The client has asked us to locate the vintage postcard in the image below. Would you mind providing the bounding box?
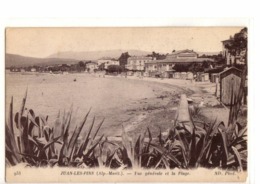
[5,27,248,182]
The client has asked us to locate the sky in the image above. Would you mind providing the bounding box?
[6,27,242,58]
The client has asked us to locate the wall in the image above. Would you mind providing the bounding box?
[220,72,242,105]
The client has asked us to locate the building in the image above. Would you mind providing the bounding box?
[97,58,119,69]
[104,60,119,69]
[205,66,225,83]
[219,67,242,105]
[166,49,198,59]
[85,62,98,72]
[145,50,214,78]
[31,68,36,72]
[126,56,153,71]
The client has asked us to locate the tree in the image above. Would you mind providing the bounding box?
[77,61,86,72]
[78,61,85,67]
[118,52,130,68]
[202,61,210,69]
[173,63,190,72]
[146,51,166,60]
[107,65,123,73]
[98,63,105,71]
[188,63,204,73]
[61,64,70,71]
[224,27,247,66]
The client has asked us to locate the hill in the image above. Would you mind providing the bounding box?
[5,54,79,67]
[6,50,219,67]
[47,50,152,60]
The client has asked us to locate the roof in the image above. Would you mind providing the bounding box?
[86,61,98,65]
[205,66,225,73]
[145,58,214,64]
[128,56,153,60]
[219,67,242,76]
[98,58,118,61]
[222,39,232,43]
[145,60,158,64]
[170,49,195,55]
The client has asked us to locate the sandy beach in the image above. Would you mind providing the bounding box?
[6,72,189,137]
[6,71,232,138]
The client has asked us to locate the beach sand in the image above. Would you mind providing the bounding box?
[6,72,186,137]
[6,72,233,138]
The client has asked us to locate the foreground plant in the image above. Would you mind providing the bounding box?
[5,90,112,168]
[6,89,247,171]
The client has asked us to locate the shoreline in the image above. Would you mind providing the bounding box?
[5,72,233,137]
[6,72,187,137]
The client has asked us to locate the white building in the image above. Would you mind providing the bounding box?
[85,62,98,72]
[126,56,153,71]
[97,59,119,69]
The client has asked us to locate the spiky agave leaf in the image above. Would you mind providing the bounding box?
[92,118,105,140]
[5,124,21,165]
[67,108,91,158]
[231,146,243,172]
[218,128,228,167]
[147,142,182,168]
[76,115,95,158]
[121,125,134,166]
[134,135,141,167]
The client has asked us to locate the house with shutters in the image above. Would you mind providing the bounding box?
[126,56,153,72]
[145,49,214,78]
[97,58,119,70]
[85,61,98,73]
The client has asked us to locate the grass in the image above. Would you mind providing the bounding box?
[6,87,247,171]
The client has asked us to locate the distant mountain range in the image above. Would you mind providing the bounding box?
[5,54,79,67]
[6,50,153,67]
[6,50,220,67]
[47,50,153,60]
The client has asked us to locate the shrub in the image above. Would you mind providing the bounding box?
[6,90,247,171]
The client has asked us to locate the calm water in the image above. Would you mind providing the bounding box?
[6,72,174,135]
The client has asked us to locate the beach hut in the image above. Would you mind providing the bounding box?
[219,67,242,105]
[163,70,175,78]
[180,72,187,79]
[211,74,220,83]
[127,71,133,76]
[174,72,180,79]
[201,73,205,82]
[204,73,209,81]
[196,72,203,82]
[143,72,149,77]
[187,72,194,80]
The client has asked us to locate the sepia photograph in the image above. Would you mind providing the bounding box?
[5,27,248,182]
